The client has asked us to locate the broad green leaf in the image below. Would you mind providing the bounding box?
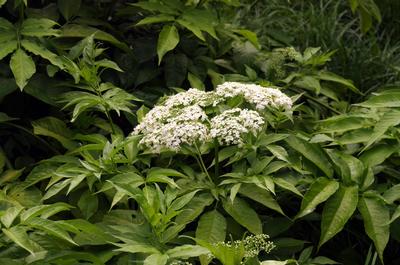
[21,18,60,37]
[157,25,179,64]
[0,40,17,60]
[295,177,339,219]
[176,18,205,41]
[196,210,226,243]
[78,191,98,220]
[32,116,77,150]
[144,253,168,265]
[20,202,72,222]
[239,184,285,215]
[356,90,400,108]
[57,0,81,20]
[21,39,64,69]
[387,205,400,224]
[317,115,372,134]
[10,49,36,90]
[166,245,209,258]
[274,177,303,197]
[362,110,400,152]
[319,185,358,248]
[27,217,76,245]
[180,9,217,39]
[136,14,175,26]
[360,144,397,167]
[318,71,359,93]
[358,196,390,263]
[2,226,43,255]
[222,197,262,234]
[1,206,23,228]
[234,29,261,49]
[383,184,400,204]
[285,135,333,177]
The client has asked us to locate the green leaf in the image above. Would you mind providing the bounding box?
[176,18,205,41]
[26,217,77,245]
[0,0,7,8]
[32,116,77,150]
[234,29,261,49]
[2,226,43,255]
[21,18,60,37]
[157,25,179,65]
[319,185,358,248]
[57,0,81,20]
[21,39,64,69]
[0,40,17,60]
[166,245,209,259]
[318,71,360,94]
[10,49,36,90]
[358,196,390,263]
[222,197,262,234]
[383,184,400,204]
[196,210,226,243]
[0,168,24,185]
[274,177,303,197]
[78,191,98,220]
[1,206,23,228]
[360,144,397,167]
[144,253,168,265]
[362,110,400,152]
[60,24,130,52]
[285,135,333,177]
[356,90,400,108]
[136,14,175,26]
[239,184,285,215]
[295,177,339,219]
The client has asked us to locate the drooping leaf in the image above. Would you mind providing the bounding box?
[358,196,390,263]
[196,210,226,243]
[157,25,179,65]
[222,197,262,235]
[10,49,36,90]
[285,135,333,177]
[239,184,285,215]
[2,226,43,255]
[319,185,358,248]
[295,177,339,219]
[0,40,17,60]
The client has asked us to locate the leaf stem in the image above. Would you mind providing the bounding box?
[194,142,213,183]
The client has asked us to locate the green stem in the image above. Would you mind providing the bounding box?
[214,140,219,179]
[194,143,213,183]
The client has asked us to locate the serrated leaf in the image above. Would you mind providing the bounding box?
[10,49,36,90]
[196,210,226,243]
[157,25,179,65]
[222,197,262,234]
[358,196,390,263]
[295,177,339,219]
[319,185,358,248]
[21,39,64,69]
[0,40,17,60]
[26,217,76,245]
[285,135,333,177]
[2,226,43,255]
[1,206,23,228]
[21,18,60,37]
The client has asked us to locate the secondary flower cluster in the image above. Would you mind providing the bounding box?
[133,82,292,153]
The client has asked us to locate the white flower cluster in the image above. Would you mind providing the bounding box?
[133,82,292,153]
[216,82,292,110]
[210,108,264,146]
